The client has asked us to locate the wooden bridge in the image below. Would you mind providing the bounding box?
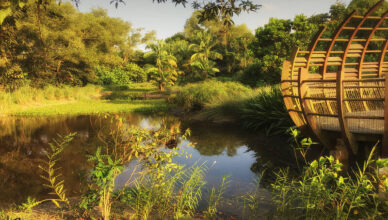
[281,0,388,157]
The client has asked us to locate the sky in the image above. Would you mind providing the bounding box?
[76,0,352,39]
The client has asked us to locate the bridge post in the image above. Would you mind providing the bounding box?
[383,73,388,157]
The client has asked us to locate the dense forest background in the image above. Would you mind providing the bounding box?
[0,0,386,90]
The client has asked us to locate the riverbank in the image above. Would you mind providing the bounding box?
[0,83,171,116]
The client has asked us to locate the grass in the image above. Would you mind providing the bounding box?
[170,80,292,134]
[170,79,253,112]
[0,83,170,116]
[7,99,170,116]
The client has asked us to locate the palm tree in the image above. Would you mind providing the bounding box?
[144,40,180,91]
[189,31,223,79]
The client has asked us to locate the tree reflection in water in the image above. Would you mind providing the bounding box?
[0,114,293,212]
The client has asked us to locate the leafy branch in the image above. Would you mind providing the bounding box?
[38,132,77,208]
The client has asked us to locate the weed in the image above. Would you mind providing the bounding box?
[206,175,230,218]
[38,133,76,208]
[271,145,388,219]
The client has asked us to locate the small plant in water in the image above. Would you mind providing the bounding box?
[288,127,317,170]
[205,175,230,218]
[19,133,76,212]
[83,147,123,220]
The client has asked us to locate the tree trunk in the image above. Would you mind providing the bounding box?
[159,83,165,92]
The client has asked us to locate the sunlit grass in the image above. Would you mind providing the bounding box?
[0,83,170,116]
[6,99,170,116]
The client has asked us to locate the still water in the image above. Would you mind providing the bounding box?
[0,113,291,216]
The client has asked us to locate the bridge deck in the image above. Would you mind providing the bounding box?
[317,110,384,134]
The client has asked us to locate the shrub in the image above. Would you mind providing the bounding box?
[95,66,130,86]
[170,80,252,111]
[240,62,280,87]
[123,63,147,83]
[239,86,292,134]
[96,64,147,87]
[203,85,292,134]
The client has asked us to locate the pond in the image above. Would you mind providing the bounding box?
[0,113,292,217]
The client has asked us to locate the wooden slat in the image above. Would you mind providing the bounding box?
[349,43,364,50]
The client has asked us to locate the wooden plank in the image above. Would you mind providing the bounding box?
[349,43,364,50]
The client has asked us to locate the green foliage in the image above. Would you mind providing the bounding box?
[79,116,194,219]
[17,133,76,212]
[117,162,208,219]
[0,1,136,86]
[83,147,123,220]
[249,14,322,85]
[240,178,263,219]
[240,62,274,87]
[271,146,388,219]
[239,86,292,134]
[171,81,292,134]
[19,197,41,212]
[189,31,223,79]
[170,79,252,111]
[0,84,102,114]
[39,133,76,208]
[123,63,147,83]
[205,175,230,218]
[96,64,146,87]
[145,41,181,91]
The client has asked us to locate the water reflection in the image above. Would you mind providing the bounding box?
[0,114,290,215]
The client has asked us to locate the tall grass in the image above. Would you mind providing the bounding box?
[0,84,102,113]
[239,86,292,135]
[172,81,292,134]
[170,79,253,111]
[121,162,208,219]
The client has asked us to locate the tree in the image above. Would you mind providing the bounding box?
[189,31,222,79]
[165,36,193,81]
[121,28,156,63]
[0,2,135,87]
[1,0,260,25]
[144,41,181,91]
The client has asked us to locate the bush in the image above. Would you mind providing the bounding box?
[96,66,131,86]
[240,62,280,87]
[123,63,147,83]
[96,64,147,87]
[170,80,252,111]
[239,86,292,134]
[203,85,292,134]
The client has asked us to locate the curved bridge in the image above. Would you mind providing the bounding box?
[281,0,388,156]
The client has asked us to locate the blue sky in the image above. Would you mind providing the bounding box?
[77,0,352,39]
